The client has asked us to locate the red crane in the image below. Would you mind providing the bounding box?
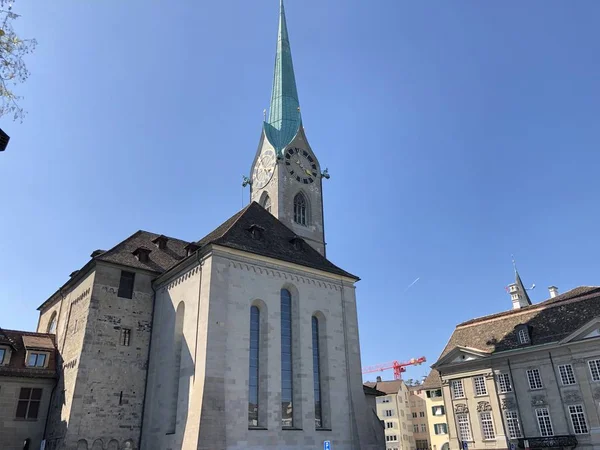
[362,356,427,380]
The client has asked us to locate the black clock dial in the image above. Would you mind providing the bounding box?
[284,147,318,184]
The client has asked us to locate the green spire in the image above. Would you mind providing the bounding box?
[265,0,302,155]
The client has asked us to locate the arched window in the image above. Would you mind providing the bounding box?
[261,194,272,213]
[168,302,185,434]
[293,193,307,226]
[312,316,323,428]
[281,289,294,428]
[47,312,57,334]
[248,306,260,427]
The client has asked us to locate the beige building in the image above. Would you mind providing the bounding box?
[367,378,416,450]
[410,386,431,450]
[0,328,57,450]
[421,371,450,450]
[432,272,600,450]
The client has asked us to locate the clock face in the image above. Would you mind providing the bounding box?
[252,148,277,189]
[284,147,318,184]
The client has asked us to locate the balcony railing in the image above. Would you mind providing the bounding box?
[517,435,577,448]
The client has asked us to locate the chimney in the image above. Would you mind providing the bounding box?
[548,286,558,298]
[376,376,382,383]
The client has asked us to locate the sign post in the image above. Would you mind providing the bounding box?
[324,440,331,450]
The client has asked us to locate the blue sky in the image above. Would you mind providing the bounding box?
[1,1,600,383]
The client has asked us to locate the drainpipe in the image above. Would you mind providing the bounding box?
[138,280,158,450]
[507,359,525,439]
[193,250,204,384]
[548,352,570,431]
[340,278,359,450]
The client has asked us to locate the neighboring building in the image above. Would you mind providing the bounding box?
[409,386,431,450]
[365,385,391,449]
[0,328,57,450]
[421,371,449,450]
[366,378,415,450]
[432,271,600,450]
[29,1,384,449]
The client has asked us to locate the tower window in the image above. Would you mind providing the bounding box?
[117,271,135,299]
[261,194,272,213]
[293,193,307,226]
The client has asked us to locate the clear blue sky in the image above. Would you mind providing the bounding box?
[2,1,600,383]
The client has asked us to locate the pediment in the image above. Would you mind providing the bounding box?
[435,346,491,367]
[560,318,600,344]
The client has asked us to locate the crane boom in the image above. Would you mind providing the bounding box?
[362,356,426,380]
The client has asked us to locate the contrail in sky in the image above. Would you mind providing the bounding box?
[404,277,420,293]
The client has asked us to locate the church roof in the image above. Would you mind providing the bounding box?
[194,201,357,279]
[433,286,600,365]
[264,0,302,155]
[38,202,356,311]
[515,269,532,306]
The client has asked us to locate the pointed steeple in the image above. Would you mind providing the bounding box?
[264,0,302,155]
[507,260,532,309]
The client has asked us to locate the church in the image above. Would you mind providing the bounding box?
[33,1,384,449]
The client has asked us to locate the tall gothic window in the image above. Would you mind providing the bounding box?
[281,289,294,428]
[293,193,307,226]
[248,306,260,428]
[312,316,323,428]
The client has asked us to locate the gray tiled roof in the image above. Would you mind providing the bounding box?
[196,202,357,279]
[97,231,189,273]
[39,202,356,311]
[363,380,403,395]
[0,329,57,379]
[437,286,600,362]
[421,369,442,389]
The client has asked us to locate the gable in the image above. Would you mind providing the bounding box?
[560,317,600,344]
[434,346,491,368]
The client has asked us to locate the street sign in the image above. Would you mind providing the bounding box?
[324,440,331,450]
[462,442,468,450]
[510,443,516,450]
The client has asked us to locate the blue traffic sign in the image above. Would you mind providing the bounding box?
[324,441,331,450]
[462,442,468,450]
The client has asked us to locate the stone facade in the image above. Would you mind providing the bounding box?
[141,246,380,450]
[39,264,153,450]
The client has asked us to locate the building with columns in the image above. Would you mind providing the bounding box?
[431,271,600,450]
[28,1,384,449]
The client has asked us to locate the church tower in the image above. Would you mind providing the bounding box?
[507,268,533,310]
[249,0,326,256]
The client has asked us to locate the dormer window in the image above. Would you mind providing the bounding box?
[517,326,531,345]
[0,347,6,364]
[132,247,151,263]
[247,224,264,240]
[27,352,48,368]
[289,237,304,251]
[90,249,105,258]
[184,243,200,257]
[152,235,169,250]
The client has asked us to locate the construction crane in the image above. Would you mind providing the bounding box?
[362,356,426,380]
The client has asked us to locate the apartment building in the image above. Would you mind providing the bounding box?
[410,386,431,450]
[367,378,415,450]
